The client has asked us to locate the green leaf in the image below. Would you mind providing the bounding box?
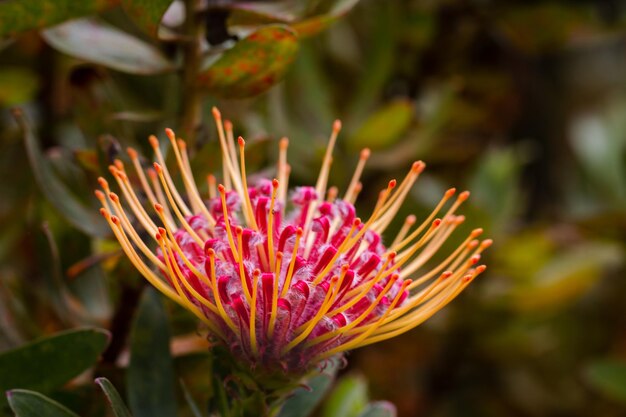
[6,390,80,417]
[42,18,175,75]
[95,378,133,417]
[585,359,626,405]
[277,364,338,417]
[0,328,110,400]
[0,67,39,106]
[127,288,177,417]
[0,0,116,38]
[13,109,111,237]
[357,402,396,417]
[509,242,622,312]
[121,0,172,37]
[349,100,414,151]
[293,0,361,37]
[198,25,299,98]
[321,375,367,417]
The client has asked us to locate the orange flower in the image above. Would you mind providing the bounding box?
[96,108,489,373]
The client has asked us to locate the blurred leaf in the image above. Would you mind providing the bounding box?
[0,328,110,402]
[179,379,203,417]
[225,2,302,25]
[121,0,172,37]
[42,18,175,75]
[73,149,100,174]
[7,390,80,417]
[357,402,396,417]
[127,288,177,417]
[585,359,626,405]
[0,67,39,106]
[95,377,133,417]
[497,4,599,54]
[293,0,360,37]
[277,363,338,417]
[0,0,116,37]
[321,375,367,417]
[198,25,299,98]
[510,243,622,312]
[14,109,110,237]
[349,99,413,151]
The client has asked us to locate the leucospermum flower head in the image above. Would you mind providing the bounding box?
[97,108,490,374]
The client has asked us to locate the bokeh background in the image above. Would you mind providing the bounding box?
[1,1,626,416]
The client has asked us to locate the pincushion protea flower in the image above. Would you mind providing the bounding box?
[96,108,489,375]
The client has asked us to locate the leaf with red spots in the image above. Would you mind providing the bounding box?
[0,0,118,37]
[292,0,361,37]
[121,0,173,37]
[197,25,299,99]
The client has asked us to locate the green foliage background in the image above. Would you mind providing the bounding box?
[1,0,626,416]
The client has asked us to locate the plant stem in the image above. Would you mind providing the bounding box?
[180,0,205,147]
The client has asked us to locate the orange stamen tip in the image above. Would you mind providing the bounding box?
[108,192,119,203]
[476,265,487,274]
[126,147,138,159]
[177,139,187,150]
[390,273,400,282]
[108,165,117,176]
[296,227,303,237]
[217,184,226,194]
[253,269,261,277]
[333,119,342,132]
[402,279,412,288]
[341,264,350,272]
[353,218,362,227]
[442,271,453,279]
[455,215,466,225]
[153,162,163,173]
[355,182,363,192]
[114,159,124,170]
[97,177,108,188]
[433,218,442,227]
[411,161,425,173]
[94,190,105,199]
[388,179,397,189]
[149,135,159,148]
[470,254,481,264]
[158,227,166,236]
[99,208,108,217]
[272,178,279,189]
[276,252,284,260]
[224,120,233,130]
[235,226,243,235]
[212,107,221,119]
[207,248,216,257]
[165,128,175,140]
[360,148,371,159]
[467,239,479,249]
[155,231,162,240]
[238,136,245,147]
[445,188,457,198]
[207,174,216,183]
[147,168,157,179]
[388,251,397,260]
[462,275,473,283]
[154,203,164,213]
[406,214,417,224]
[481,239,493,248]
[111,215,120,225]
[279,137,289,149]
[471,228,484,237]
[459,191,470,201]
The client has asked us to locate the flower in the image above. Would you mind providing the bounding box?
[96,108,489,374]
